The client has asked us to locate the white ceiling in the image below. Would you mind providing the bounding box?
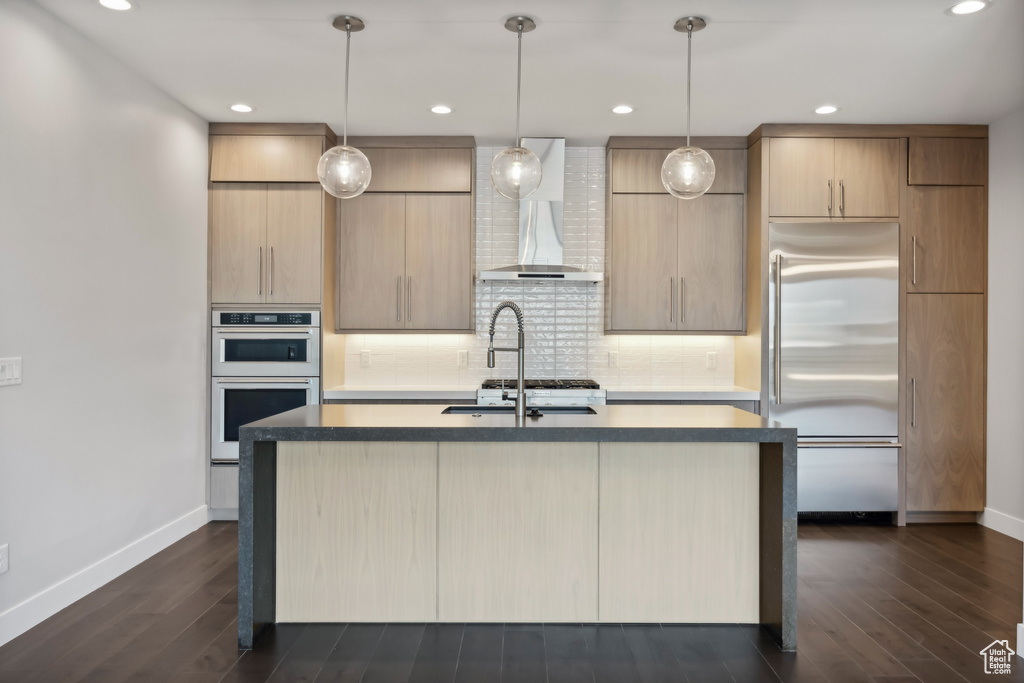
[34,0,1024,146]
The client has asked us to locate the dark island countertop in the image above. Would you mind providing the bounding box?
[240,403,796,444]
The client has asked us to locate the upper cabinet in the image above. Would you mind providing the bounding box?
[768,137,899,218]
[335,138,476,333]
[606,139,746,334]
[210,183,324,304]
[208,124,336,305]
[905,186,986,294]
[610,148,746,195]
[908,138,987,186]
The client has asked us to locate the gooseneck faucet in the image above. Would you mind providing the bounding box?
[487,301,526,419]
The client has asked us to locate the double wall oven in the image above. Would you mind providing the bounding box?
[211,310,320,463]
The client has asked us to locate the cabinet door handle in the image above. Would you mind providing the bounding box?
[407,276,412,322]
[257,247,262,296]
[911,378,917,427]
[680,277,686,324]
[774,254,783,404]
[397,277,402,322]
[670,277,675,322]
[911,235,917,286]
[269,246,274,296]
[839,179,845,213]
[828,180,833,215]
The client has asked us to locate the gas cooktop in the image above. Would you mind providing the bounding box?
[480,379,601,390]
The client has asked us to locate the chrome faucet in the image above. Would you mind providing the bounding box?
[487,301,526,419]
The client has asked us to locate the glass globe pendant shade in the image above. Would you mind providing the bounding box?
[317,145,372,199]
[490,146,543,200]
[661,146,716,200]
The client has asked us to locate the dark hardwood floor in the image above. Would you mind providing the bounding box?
[0,520,1021,682]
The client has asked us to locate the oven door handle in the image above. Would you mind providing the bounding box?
[213,377,313,384]
[213,328,317,336]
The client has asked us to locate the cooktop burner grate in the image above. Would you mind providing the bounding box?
[480,379,601,390]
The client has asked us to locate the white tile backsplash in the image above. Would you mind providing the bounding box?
[339,147,736,388]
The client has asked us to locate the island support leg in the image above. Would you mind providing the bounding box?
[759,438,798,651]
[238,439,277,649]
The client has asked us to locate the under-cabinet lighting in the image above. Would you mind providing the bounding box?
[99,0,134,10]
[230,104,254,113]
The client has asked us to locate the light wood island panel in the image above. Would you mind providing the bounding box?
[275,441,437,622]
[599,442,760,622]
[438,442,598,622]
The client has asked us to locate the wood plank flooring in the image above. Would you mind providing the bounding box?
[0,520,1020,682]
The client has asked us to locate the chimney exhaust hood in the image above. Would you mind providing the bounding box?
[479,138,604,283]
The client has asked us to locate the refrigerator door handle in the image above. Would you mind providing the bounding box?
[773,253,782,404]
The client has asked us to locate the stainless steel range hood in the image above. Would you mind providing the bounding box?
[479,138,604,283]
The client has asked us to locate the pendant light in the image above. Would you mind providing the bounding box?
[317,16,372,199]
[661,16,715,200]
[490,16,543,201]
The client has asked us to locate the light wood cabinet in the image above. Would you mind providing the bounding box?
[908,137,987,186]
[906,294,985,512]
[210,135,325,183]
[210,183,323,304]
[337,193,473,332]
[437,442,599,622]
[610,148,746,194]
[769,137,899,218]
[362,148,473,193]
[276,441,437,622]
[906,186,986,294]
[607,193,744,333]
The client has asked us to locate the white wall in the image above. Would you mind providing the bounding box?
[339,147,738,390]
[983,108,1024,543]
[0,1,209,646]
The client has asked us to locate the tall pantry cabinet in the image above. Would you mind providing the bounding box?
[208,124,336,306]
[740,126,988,524]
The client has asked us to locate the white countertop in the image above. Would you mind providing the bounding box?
[325,384,759,402]
[604,385,760,401]
[324,385,477,400]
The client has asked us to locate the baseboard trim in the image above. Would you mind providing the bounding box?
[0,505,209,648]
[208,507,239,522]
[905,511,977,524]
[977,507,1024,541]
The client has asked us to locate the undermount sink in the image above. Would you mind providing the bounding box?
[441,405,598,416]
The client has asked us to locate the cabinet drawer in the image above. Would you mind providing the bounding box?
[210,135,325,182]
[908,137,987,186]
[610,148,745,194]
[363,148,473,192]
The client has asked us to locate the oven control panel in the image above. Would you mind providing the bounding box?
[216,312,316,326]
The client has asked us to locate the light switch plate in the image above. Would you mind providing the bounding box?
[706,352,717,371]
[0,358,21,387]
[457,350,468,368]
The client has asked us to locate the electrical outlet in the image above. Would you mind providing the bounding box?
[457,350,469,368]
[0,358,22,387]
[0,544,9,575]
[608,351,619,368]
[706,351,717,371]
[360,350,371,368]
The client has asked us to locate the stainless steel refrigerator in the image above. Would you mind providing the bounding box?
[768,222,899,512]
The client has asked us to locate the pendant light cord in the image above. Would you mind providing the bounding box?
[686,22,693,147]
[343,22,352,146]
[515,23,523,148]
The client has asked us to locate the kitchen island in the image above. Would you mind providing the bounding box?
[237,404,797,651]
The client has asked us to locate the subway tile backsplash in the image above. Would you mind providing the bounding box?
[340,146,736,388]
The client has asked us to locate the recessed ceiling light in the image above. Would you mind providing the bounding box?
[948,0,991,14]
[230,104,254,113]
[815,105,839,115]
[431,105,452,114]
[612,105,634,114]
[98,0,134,10]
